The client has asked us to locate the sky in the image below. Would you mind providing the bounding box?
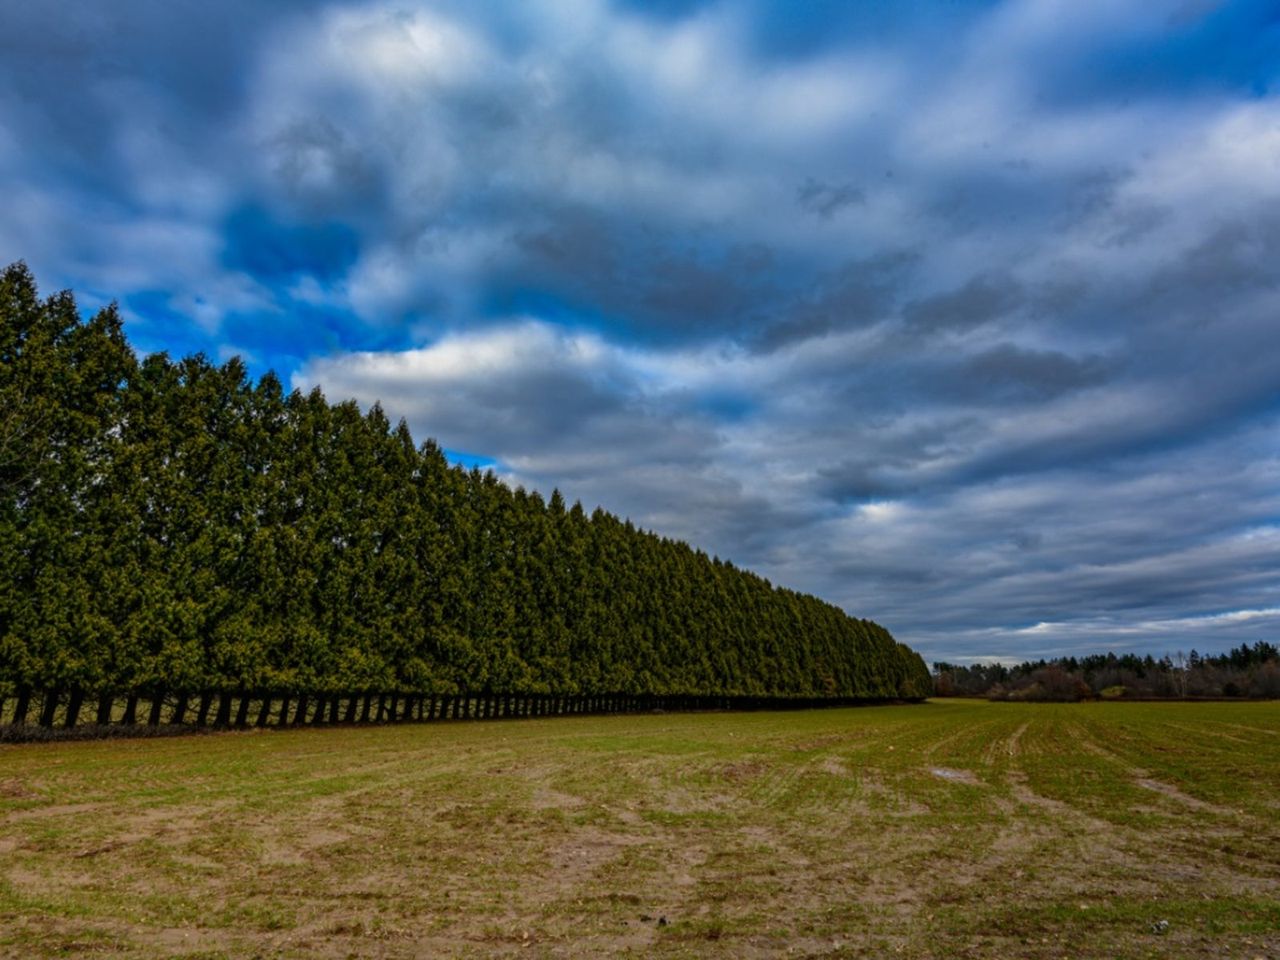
[2,0,1278,665]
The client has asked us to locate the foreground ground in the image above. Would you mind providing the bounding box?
[0,700,1277,958]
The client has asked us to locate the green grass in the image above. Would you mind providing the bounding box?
[1,700,1277,958]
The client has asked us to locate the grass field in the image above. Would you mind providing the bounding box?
[1,700,1277,958]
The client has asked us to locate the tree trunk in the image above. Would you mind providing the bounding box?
[11,687,30,725]
[311,696,327,725]
[39,689,60,728]
[171,693,189,725]
[293,695,309,725]
[121,693,138,725]
[215,692,233,727]
[256,696,274,728]
[95,693,114,725]
[235,694,251,728]
[344,696,358,723]
[64,689,84,729]
[148,693,165,726]
[360,694,372,723]
[277,695,291,726]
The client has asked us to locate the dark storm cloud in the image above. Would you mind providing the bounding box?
[4,0,1280,661]
[750,251,917,352]
[0,2,310,180]
[1149,208,1280,307]
[265,117,387,217]
[942,345,1113,403]
[902,274,1025,334]
[503,208,783,339]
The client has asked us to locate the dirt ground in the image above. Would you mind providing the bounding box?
[1,700,1277,958]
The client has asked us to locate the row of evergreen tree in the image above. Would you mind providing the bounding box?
[1,262,931,703]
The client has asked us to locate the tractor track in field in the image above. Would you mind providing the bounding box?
[2,701,1278,959]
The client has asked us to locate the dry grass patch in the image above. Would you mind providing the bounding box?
[1,701,1277,958]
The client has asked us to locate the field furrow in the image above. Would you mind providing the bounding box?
[1,700,1277,958]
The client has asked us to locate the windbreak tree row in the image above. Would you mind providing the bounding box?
[0,263,932,712]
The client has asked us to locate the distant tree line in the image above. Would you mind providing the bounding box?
[933,642,1280,701]
[0,262,931,719]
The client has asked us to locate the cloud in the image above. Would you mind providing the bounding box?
[940,344,1113,403]
[902,274,1025,334]
[796,178,865,219]
[3,0,1279,661]
[296,322,718,474]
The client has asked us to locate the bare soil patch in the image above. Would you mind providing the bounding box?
[0,701,1276,959]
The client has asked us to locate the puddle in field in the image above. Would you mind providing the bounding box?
[930,767,981,785]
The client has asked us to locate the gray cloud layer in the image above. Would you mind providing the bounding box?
[2,0,1278,662]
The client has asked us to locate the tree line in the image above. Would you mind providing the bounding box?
[0,262,931,718]
[933,642,1280,701]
